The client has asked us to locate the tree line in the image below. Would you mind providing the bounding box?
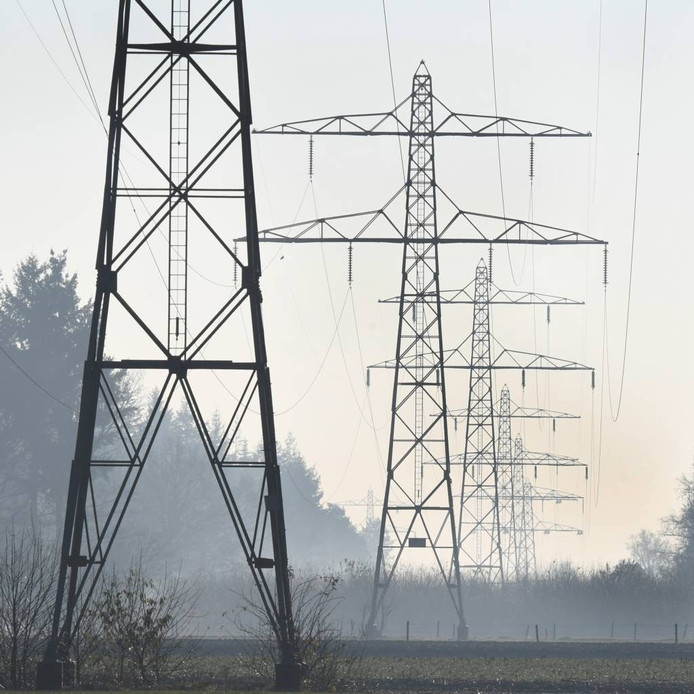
[3,251,694,689]
[0,251,373,570]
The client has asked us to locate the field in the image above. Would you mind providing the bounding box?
[354,656,694,692]
[70,640,694,693]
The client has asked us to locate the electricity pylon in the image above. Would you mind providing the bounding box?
[339,488,379,525]
[497,386,582,580]
[513,435,537,578]
[431,261,589,581]
[37,2,299,689]
[381,259,591,582]
[254,61,605,637]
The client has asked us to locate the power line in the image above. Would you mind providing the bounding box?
[15,0,99,123]
[487,0,524,288]
[592,0,604,202]
[60,0,102,115]
[274,289,350,416]
[605,0,648,422]
[380,0,406,182]
[51,0,101,121]
[0,345,76,413]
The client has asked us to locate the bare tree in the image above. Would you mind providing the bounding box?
[235,572,361,691]
[0,525,56,689]
[86,559,198,686]
[628,529,672,577]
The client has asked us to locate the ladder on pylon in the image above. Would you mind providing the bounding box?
[168,0,190,353]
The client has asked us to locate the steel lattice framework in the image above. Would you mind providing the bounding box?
[513,435,537,578]
[498,385,583,580]
[459,261,500,579]
[497,383,516,577]
[253,61,606,637]
[434,261,589,582]
[37,1,299,689]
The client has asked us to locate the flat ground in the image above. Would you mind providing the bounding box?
[188,637,694,691]
[26,641,694,693]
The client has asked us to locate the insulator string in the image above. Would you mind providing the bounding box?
[529,138,535,182]
[347,243,354,286]
[308,135,314,181]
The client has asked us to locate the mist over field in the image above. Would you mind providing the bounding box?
[4,2,694,692]
[1,252,693,649]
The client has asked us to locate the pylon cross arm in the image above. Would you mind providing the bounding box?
[255,91,590,139]
[380,285,585,305]
[248,186,607,247]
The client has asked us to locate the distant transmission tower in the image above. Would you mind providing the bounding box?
[37,2,299,689]
[497,386,583,580]
[255,62,605,637]
[513,435,537,578]
[439,260,590,582]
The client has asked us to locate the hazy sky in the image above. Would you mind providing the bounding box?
[2,0,694,568]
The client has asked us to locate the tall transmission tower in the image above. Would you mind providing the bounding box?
[254,62,605,637]
[37,2,299,689]
[408,259,590,582]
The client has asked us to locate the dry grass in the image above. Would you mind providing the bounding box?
[25,653,694,693]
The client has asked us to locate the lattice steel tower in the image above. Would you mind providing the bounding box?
[442,261,590,582]
[37,1,299,689]
[497,385,516,576]
[513,434,537,578]
[255,61,605,638]
[459,261,499,580]
[496,385,583,580]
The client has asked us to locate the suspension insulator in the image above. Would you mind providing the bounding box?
[366,367,371,388]
[521,369,526,390]
[454,417,458,432]
[552,418,556,433]
[233,241,238,288]
[347,242,353,286]
[308,135,314,180]
[603,245,608,286]
[585,467,589,480]
[529,138,535,181]
[488,244,493,283]
[591,370,596,390]
[546,305,551,325]
[534,465,538,480]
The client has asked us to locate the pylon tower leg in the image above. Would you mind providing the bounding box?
[36,1,300,690]
[367,63,466,640]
